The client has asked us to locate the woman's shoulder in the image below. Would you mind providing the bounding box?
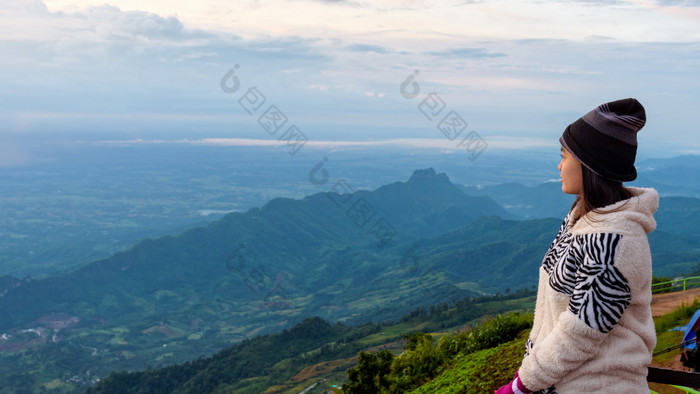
[571,187,658,236]
[624,187,659,212]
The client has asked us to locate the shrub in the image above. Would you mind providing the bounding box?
[437,312,533,361]
[389,333,447,393]
[344,350,394,393]
[344,313,533,394]
[410,332,530,394]
[651,275,674,294]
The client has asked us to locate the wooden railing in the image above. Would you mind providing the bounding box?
[649,276,700,391]
[649,367,700,392]
[652,276,700,294]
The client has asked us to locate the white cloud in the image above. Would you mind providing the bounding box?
[38,0,700,42]
[90,136,556,151]
[0,1,699,156]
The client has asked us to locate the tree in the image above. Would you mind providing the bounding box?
[389,333,446,393]
[344,350,394,393]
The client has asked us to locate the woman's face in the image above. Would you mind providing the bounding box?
[558,147,583,195]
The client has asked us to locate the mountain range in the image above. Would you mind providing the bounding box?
[1,167,699,391]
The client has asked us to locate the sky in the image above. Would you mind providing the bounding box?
[1,0,700,164]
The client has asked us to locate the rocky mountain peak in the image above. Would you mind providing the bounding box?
[408,168,451,184]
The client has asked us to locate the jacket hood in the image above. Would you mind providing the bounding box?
[570,187,658,235]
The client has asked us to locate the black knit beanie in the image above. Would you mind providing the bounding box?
[560,98,646,182]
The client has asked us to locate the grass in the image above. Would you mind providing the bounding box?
[650,298,700,393]
[654,299,700,334]
[401,298,700,394]
[409,331,529,394]
[654,329,686,365]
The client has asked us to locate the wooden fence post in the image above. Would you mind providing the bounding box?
[648,366,700,387]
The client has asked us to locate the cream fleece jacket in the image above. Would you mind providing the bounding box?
[518,187,658,393]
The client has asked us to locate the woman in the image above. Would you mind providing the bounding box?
[496,98,658,393]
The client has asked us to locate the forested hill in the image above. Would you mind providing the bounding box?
[2,168,700,391]
[86,289,538,394]
[86,316,366,394]
[0,168,539,390]
[0,168,512,330]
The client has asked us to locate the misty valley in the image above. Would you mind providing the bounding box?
[1,142,700,392]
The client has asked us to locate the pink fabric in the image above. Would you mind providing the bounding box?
[495,370,532,394]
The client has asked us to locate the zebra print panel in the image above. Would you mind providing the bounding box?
[567,233,630,333]
[542,218,580,296]
[541,218,572,274]
[524,338,533,357]
[542,223,631,332]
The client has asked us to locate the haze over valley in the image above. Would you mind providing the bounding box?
[1,140,699,391]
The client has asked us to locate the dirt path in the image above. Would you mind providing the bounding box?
[648,288,700,393]
[651,287,700,317]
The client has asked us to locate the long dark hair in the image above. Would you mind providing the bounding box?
[571,164,632,224]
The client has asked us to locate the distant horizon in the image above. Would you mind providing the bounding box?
[1,133,691,169]
[2,1,699,162]
[0,132,697,281]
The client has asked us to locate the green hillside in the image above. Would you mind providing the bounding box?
[86,289,537,393]
[0,169,526,392]
[82,290,700,394]
[2,169,700,392]
[407,332,529,394]
[0,169,512,328]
